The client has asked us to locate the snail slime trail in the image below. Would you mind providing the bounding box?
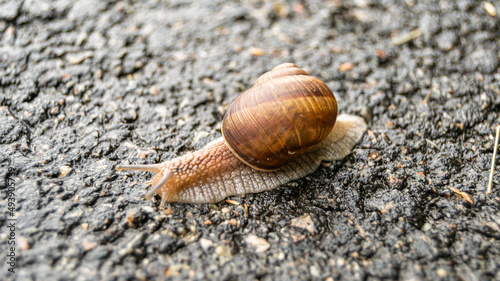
[116,63,367,205]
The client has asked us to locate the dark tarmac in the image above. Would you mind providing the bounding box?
[0,0,499,280]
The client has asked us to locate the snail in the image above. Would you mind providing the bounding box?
[116,63,367,206]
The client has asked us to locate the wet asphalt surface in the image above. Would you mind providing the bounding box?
[1,0,500,280]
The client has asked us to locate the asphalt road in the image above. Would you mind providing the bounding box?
[0,0,499,280]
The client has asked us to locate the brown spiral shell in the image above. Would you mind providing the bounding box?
[221,63,338,171]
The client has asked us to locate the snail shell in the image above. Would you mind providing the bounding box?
[115,63,367,205]
[222,63,338,171]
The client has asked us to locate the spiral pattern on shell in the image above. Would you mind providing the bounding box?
[222,63,338,171]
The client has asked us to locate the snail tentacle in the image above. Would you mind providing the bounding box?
[115,164,162,172]
[145,170,172,200]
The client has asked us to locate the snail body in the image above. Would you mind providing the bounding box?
[116,63,367,205]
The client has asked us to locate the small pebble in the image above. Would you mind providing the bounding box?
[338,62,354,72]
[18,236,30,250]
[82,239,98,251]
[437,268,447,277]
[245,235,270,253]
[199,238,213,251]
[59,166,72,177]
[290,214,316,235]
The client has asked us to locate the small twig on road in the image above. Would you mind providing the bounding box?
[487,125,500,194]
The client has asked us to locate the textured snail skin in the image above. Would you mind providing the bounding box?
[115,114,367,205]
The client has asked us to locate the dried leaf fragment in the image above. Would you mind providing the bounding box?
[338,62,354,71]
[249,47,265,56]
[224,218,238,226]
[375,49,386,58]
[392,28,423,45]
[449,187,473,204]
[484,2,497,17]
[225,199,240,205]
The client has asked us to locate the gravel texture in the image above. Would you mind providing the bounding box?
[1,0,500,280]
